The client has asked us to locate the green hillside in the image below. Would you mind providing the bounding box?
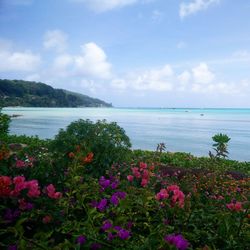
[0,79,112,107]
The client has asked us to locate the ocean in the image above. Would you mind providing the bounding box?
[3,107,250,162]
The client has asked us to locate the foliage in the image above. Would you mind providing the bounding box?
[51,119,132,177]
[0,79,112,107]
[210,133,231,159]
[0,107,10,135]
[0,125,249,249]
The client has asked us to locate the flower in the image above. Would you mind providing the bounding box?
[0,176,12,197]
[76,235,86,245]
[226,201,242,212]
[117,228,130,240]
[90,243,101,250]
[110,194,119,206]
[99,176,110,190]
[68,152,75,158]
[101,220,113,231]
[46,184,62,199]
[156,189,169,201]
[16,159,26,168]
[83,152,94,163]
[97,199,108,212]
[127,175,134,182]
[141,178,148,187]
[26,180,40,198]
[42,215,52,224]
[18,199,33,211]
[8,245,17,250]
[164,234,189,250]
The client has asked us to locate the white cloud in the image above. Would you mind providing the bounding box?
[111,65,174,91]
[178,70,191,84]
[24,73,41,81]
[111,78,128,90]
[53,54,73,72]
[180,0,220,18]
[74,42,112,79]
[0,41,41,72]
[70,0,149,12]
[192,63,215,84]
[43,30,68,53]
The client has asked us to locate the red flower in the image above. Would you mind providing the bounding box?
[68,152,75,159]
[83,152,94,163]
[0,176,12,197]
[46,184,62,199]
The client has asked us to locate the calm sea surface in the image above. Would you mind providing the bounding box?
[3,107,250,162]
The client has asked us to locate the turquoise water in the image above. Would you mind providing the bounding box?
[3,107,250,161]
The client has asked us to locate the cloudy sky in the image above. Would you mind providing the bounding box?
[0,0,250,107]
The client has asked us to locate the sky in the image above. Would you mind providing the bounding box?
[0,0,250,107]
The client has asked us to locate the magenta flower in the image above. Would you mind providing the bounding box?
[101,220,113,231]
[117,228,130,240]
[90,242,102,250]
[76,235,86,245]
[8,245,17,250]
[110,194,119,206]
[164,234,189,250]
[97,198,108,212]
[99,176,111,190]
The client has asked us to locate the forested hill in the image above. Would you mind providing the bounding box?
[0,79,112,107]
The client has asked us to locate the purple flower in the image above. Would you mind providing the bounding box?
[111,180,119,189]
[99,176,110,189]
[164,234,189,250]
[97,199,108,212]
[8,245,17,250]
[101,220,113,231]
[110,194,119,206]
[114,226,122,231]
[117,229,130,240]
[90,242,102,250]
[76,235,86,245]
[126,221,133,229]
[4,209,20,222]
[107,232,116,241]
[115,191,126,199]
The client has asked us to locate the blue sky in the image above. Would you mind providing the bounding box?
[0,0,250,107]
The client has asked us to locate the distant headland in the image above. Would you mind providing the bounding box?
[0,79,112,108]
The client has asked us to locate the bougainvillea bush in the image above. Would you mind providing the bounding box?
[0,119,249,249]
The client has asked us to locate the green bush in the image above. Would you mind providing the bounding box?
[0,108,10,136]
[51,119,132,176]
[210,133,231,159]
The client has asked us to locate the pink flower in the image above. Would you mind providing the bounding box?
[167,185,180,192]
[142,170,149,180]
[26,180,40,198]
[16,160,26,168]
[0,176,12,196]
[226,201,242,212]
[156,189,169,201]
[127,175,134,182]
[139,162,147,170]
[46,184,62,199]
[42,215,52,224]
[141,178,148,187]
[131,167,141,179]
[172,189,185,208]
[13,176,27,195]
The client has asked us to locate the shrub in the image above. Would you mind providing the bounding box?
[210,133,231,159]
[51,119,131,176]
[0,108,10,136]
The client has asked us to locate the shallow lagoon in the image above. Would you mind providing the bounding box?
[3,107,250,161]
